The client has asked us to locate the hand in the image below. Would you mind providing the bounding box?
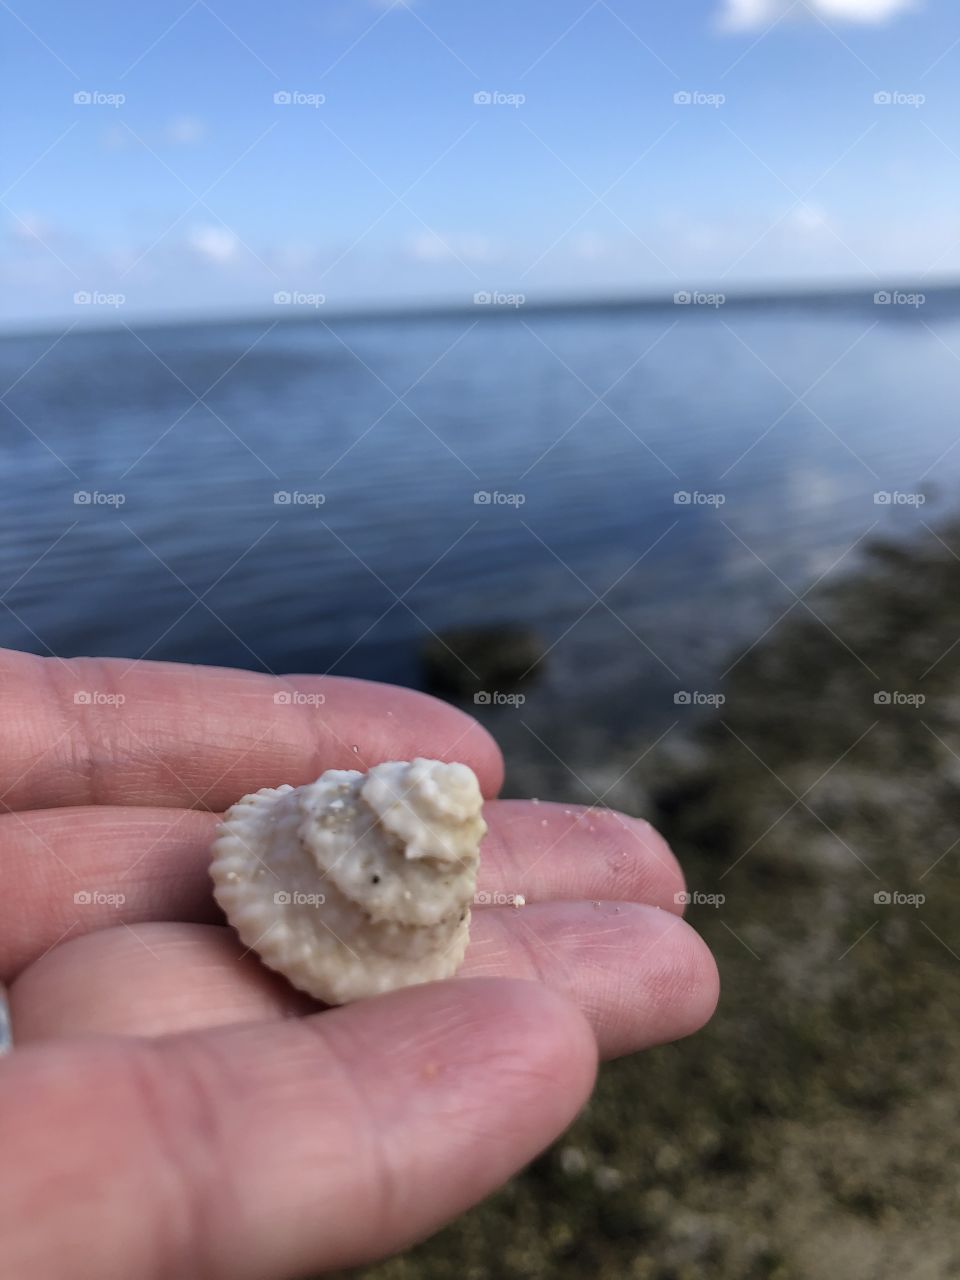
[0,648,718,1279]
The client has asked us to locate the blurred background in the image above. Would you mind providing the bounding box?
[3,1,960,1276]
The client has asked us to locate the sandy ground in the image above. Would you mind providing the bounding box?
[347,520,960,1280]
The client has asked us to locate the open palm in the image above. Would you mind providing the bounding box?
[0,648,718,1280]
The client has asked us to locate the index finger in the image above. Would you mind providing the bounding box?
[0,649,503,812]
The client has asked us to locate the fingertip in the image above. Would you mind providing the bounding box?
[587,807,688,914]
[641,908,721,1043]
[682,924,722,1036]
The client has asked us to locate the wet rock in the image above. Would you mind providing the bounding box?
[420,625,546,698]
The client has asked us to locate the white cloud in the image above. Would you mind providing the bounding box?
[785,203,830,234]
[99,118,206,151]
[164,116,206,146]
[100,124,129,151]
[406,231,494,262]
[720,0,775,28]
[9,212,57,243]
[815,0,916,18]
[188,225,239,263]
[718,0,917,30]
[571,232,608,261]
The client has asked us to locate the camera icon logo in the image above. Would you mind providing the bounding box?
[274,290,291,304]
[74,890,93,904]
[674,691,692,705]
[874,890,892,904]
[474,691,492,705]
[674,290,691,304]
[674,491,692,504]
[874,290,892,304]
[74,491,92,504]
[73,690,92,704]
[74,291,92,305]
[273,691,292,705]
[873,491,891,504]
[673,91,692,105]
[273,891,292,905]
[274,491,291,504]
[73,91,92,105]
[474,491,492,504]
[874,91,892,105]
[274,90,292,105]
[874,691,892,705]
[473,291,492,304]
[473,91,492,105]
[673,890,692,905]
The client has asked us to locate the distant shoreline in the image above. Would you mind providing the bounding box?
[3,276,958,341]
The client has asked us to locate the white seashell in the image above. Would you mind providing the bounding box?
[210,758,486,1004]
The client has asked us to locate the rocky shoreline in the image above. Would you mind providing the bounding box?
[353,517,960,1279]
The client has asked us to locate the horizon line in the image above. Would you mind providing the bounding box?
[2,276,955,341]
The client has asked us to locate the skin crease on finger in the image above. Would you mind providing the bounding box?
[0,979,599,1280]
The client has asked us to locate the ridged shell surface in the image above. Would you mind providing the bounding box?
[210,758,486,1004]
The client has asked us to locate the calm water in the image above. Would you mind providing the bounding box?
[2,292,958,742]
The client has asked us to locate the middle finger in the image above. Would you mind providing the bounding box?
[0,801,686,981]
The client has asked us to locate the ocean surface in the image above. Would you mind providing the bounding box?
[2,290,958,751]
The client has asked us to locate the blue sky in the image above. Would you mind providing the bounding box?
[2,0,958,326]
